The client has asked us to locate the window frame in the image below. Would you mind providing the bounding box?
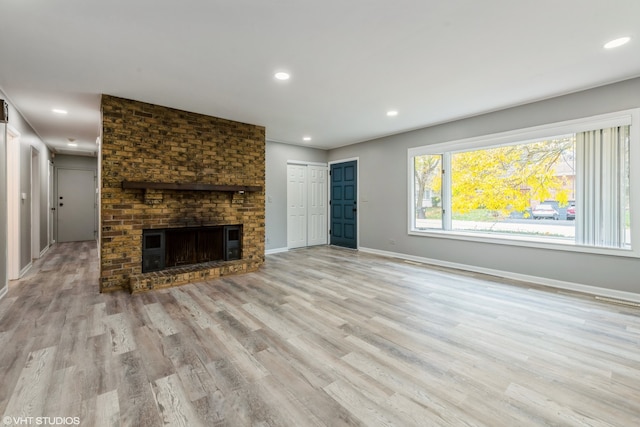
[407,109,640,258]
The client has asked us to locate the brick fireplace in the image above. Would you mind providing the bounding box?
[100,95,265,293]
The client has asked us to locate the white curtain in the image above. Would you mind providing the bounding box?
[575,126,629,247]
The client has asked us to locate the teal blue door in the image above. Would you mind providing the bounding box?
[330,161,357,249]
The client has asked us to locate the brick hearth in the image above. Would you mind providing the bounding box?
[100,95,265,292]
[128,259,249,294]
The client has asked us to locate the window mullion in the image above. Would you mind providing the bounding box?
[443,152,452,230]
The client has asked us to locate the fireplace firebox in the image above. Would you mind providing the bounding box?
[142,225,242,273]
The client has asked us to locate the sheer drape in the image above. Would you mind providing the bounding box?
[575,126,629,247]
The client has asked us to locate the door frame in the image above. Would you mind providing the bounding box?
[48,160,54,245]
[328,157,360,249]
[6,125,20,279]
[30,146,41,259]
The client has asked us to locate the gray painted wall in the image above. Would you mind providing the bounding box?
[0,121,6,296]
[328,77,640,295]
[54,154,98,169]
[265,141,327,250]
[1,90,51,274]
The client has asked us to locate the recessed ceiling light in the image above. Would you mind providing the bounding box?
[67,143,78,147]
[303,136,311,141]
[604,37,630,49]
[52,108,68,114]
[274,72,290,80]
[387,110,398,117]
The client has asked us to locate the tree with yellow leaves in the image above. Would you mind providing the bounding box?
[415,136,574,219]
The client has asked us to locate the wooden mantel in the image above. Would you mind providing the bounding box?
[121,181,262,192]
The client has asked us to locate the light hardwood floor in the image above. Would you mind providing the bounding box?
[1,242,639,426]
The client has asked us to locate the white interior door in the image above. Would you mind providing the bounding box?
[57,168,96,242]
[308,165,327,246]
[287,165,307,249]
[287,163,328,249]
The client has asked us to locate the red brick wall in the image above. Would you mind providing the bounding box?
[100,95,265,291]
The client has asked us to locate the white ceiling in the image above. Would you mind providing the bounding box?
[1,0,639,156]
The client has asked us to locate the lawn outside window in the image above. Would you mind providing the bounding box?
[408,109,640,258]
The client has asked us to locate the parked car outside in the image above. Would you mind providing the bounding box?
[567,203,576,220]
[532,203,559,220]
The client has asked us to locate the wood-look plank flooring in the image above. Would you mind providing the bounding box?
[1,241,639,426]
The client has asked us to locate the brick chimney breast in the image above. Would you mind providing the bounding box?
[100,95,265,292]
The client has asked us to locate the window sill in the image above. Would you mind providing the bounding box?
[408,228,638,258]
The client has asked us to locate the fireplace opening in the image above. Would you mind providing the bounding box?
[142,225,242,273]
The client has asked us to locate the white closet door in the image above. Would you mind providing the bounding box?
[307,166,327,246]
[287,165,307,249]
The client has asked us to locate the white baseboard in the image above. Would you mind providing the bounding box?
[0,285,7,301]
[359,247,640,304]
[19,262,33,279]
[39,244,51,258]
[265,247,289,255]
